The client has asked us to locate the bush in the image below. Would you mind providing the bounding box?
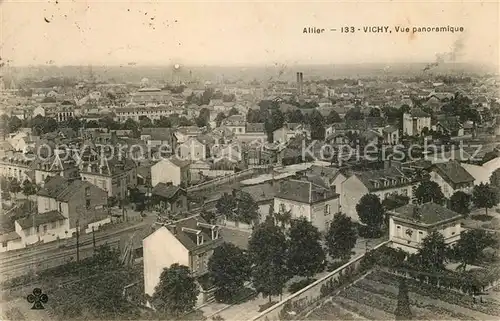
[357,224,383,238]
[288,278,316,294]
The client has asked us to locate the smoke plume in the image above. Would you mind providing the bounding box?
[423,36,465,72]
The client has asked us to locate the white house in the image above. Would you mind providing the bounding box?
[151,157,191,187]
[388,202,462,254]
[143,217,223,306]
[403,109,431,136]
[428,160,475,198]
[274,177,339,232]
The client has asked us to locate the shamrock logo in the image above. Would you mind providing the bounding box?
[26,288,48,310]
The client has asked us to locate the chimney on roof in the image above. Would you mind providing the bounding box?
[412,206,421,220]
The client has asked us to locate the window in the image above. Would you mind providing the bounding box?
[85,187,90,197]
[2,241,7,247]
[52,221,57,229]
[86,199,91,210]
[36,226,40,233]
[43,225,48,233]
[324,204,331,215]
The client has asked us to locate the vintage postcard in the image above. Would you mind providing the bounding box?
[0,0,499,320]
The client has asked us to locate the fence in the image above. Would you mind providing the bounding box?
[247,240,390,321]
[187,168,260,193]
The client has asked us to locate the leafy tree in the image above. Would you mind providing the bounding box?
[123,118,139,131]
[454,229,495,271]
[22,180,37,197]
[215,193,237,219]
[325,212,358,260]
[344,108,363,121]
[308,110,325,140]
[208,242,251,303]
[449,191,471,216]
[382,106,402,124]
[368,108,381,118]
[246,109,265,123]
[152,264,199,316]
[228,107,239,116]
[285,110,304,124]
[215,113,226,127]
[418,231,447,271]
[234,192,260,224]
[66,117,83,132]
[382,195,410,211]
[8,116,22,133]
[472,183,499,215]
[196,108,210,127]
[490,168,500,189]
[356,194,384,234]
[9,178,21,196]
[248,221,288,302]
[400,104,411,114]
[414,181,445,205]
[223,93,235,103]
[155,116,172,128]
[200,209,216,224]
[394,279,412,320]
[139,116,153,128]
[325,110,341,124]
[287,218,325,277]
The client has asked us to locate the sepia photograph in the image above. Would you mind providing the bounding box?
[0,0,499,320]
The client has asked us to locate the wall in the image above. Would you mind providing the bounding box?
[143,227,189,296]
[340,175,369,221]
[274,197,312,222]
[248,241,391,321]
[0,238,25,252]
[151,160,181,187]
[187,168,257,193]
[311,197,339,233]
[84,217,112,234]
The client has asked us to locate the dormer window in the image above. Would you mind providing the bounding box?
[197,234,204,245]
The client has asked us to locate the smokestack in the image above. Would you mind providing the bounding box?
[297,72,303,96]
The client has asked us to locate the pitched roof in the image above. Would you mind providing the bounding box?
[245,122,265,133]
[0,231,21,243]
[37,177,103,202]
[152,183,184,199]
[165,217,222,251]
[390,202,462,225]
[435,116,464,132]
[16,211,66,229]
[355,167,421,192]
[168,157,191,168]
[431,160,475,185]
[408,108,430,118]
[382,125,398,134]
[276,178,337,203]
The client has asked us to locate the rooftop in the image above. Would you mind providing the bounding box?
[390,202,462,226]
[276,178,337,204]
[430,160,475,185]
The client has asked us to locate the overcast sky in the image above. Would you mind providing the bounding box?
[1,0,498,67]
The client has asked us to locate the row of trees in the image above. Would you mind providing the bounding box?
[1,177,38,200]
[356,179,500,236]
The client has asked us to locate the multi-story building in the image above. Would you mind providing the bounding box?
[341,165,427,221]
[79,158,137,199]
[428,160,475,198]
[34,152,79,186]
[36,176,110,233]
[0,151,34,183]
[114,106,178,122]
[403,108,431,136]
[274,177,339,232]
[143,217,223,305]
[177,137,206,161]
[150,157,191,187]
[222,115,246,134]
[388,202,462,254]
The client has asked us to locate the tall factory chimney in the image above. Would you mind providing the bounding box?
[297,72,304,95]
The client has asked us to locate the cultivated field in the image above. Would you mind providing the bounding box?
[307,270,500,320]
